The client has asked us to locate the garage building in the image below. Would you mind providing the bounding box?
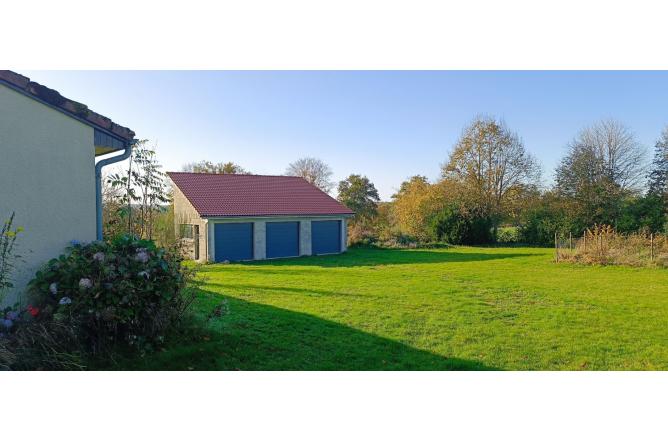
[168,172,354,262]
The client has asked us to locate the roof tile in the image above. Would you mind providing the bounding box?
[0,70,135,141]
[168,172,354,217]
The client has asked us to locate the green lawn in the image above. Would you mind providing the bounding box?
[120,246,668,370]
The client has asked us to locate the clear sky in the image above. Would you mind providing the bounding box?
[22,71,668,200]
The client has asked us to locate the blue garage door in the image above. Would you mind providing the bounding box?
[266,221,300,259]
[214,223,253,262]
[311,220,341,255]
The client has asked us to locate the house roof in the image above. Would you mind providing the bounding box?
[0,70,135,141]
[168,172,354,217]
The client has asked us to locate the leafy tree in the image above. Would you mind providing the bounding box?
[441,116,540,234]
[391,176,445,241]
[648,127,668,196]
[182,160,249,174]
[107,140,171,240]
[337,175,380,220]
[555,119,646,227]
[617,194,665,233]
[337,175,381,246]
[285,157,334,193]
[429,204,493,245]
[518,191,578,245]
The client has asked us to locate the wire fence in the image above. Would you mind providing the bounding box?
[554,225,668,268]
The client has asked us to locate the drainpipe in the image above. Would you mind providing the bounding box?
[95,139,136,240]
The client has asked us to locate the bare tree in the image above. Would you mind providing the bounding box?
[441,116,541,228]
[555,119,647,227]
[558,119,646,192]
[182,160,249,174]
[285,157,334,193]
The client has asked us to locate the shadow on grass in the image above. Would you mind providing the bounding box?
[120,292,499,371]
[236,247,535,268]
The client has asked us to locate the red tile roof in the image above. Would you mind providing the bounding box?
[168,172,354,217]
[0,70,135,141]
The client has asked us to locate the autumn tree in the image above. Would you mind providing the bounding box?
[441,116,540,233]
[285,157,334,193]
[182,160,249,174]
[391,176,445,241]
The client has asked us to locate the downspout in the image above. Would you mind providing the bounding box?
[95,139,136,240]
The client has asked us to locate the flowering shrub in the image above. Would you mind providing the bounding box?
[16,235,195,362]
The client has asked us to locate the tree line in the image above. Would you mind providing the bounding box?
[103,116,668,248]
[338,116,668,246]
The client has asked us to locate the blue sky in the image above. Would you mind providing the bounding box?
[22,71,668,200]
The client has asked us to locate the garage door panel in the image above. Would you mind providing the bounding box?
[214,223,253,262]
[266,221,299,258]
[312,220,341,255]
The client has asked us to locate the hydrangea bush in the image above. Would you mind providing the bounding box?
[14,235,195,361]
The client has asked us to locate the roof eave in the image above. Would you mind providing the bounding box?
[0,71,135,145]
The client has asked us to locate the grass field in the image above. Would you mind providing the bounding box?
[118,246,668,370]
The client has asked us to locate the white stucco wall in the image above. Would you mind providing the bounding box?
[0,84,96,304]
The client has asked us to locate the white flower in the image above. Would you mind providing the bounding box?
[92,252,105,263]
[138,270,150,280]
[79,278,93,289]
[59,297,72,305]
[49,282,58,295]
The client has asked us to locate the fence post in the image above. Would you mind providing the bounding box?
[569,232,573,251]
[651,233,654,262]
[583,232,586,252]
[554,232,558,263]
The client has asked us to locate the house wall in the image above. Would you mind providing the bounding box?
[171,182,208,262]
[0,84,96,304]
[206,215,350,262]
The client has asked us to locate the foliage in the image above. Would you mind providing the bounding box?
[0,236,196,369]
[117,247,668,370]
[555,119,647,228]
[182,160,249,174]
[106,140,172,241]
[646,126,668,230]
[441,115,540,231]
[285,157,334,193]
[496,226,520,244]
[0,212,23,298]
[337,174,380,220]
[517,192,578,245]
[337,174,381,246]
[429,204,494,245]
[616,194,666,233]
[391,176,444,242]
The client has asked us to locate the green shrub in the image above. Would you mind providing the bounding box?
[1,235,196,369]
[430,205,494,245]
[496,226,520,244]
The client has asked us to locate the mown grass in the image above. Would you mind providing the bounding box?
[116,246,668,370]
